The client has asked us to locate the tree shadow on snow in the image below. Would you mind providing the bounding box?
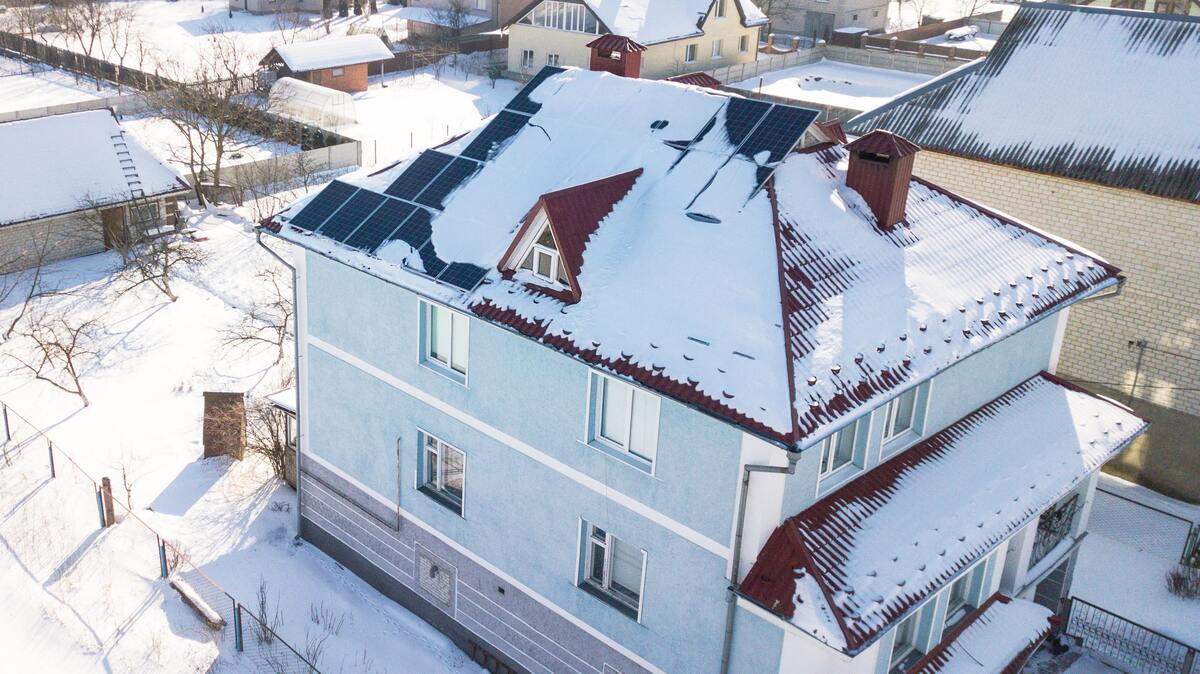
[149,457,234,517]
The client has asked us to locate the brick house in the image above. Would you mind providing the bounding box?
[260,35,394,94]
[0,109,189,273]
[848,3,1200,501]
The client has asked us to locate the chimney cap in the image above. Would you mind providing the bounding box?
[845,130,920,158]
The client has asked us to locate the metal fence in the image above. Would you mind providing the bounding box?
[1090,487,1199,565]
[0,401,320,673]
[1063,597,1199,674]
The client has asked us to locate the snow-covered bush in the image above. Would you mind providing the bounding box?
[1166,563,1200,600]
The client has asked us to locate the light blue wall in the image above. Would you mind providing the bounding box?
[303,251,746,672]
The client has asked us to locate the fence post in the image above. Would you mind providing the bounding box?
[158,536,169,579]
[48,441,56,478]
[234,603,244,652]
[1183,648,1195,674]
[95,487,106,529]
[2,403,9,444]
[101,477,116,527]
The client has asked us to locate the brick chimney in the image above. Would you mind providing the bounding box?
[844,130,921,229]
[585,34,646,78]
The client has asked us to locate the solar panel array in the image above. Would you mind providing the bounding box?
[280,69,572,291]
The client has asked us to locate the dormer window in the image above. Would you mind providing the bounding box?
[518,223,570,287]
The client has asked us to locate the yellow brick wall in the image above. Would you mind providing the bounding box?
[913,151,1200,416]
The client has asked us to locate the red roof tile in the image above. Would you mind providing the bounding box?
[666,72,724,89]
[586,34,648,52]
[846,129,921,158]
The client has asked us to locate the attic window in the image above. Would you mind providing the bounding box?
[519,225,570,286]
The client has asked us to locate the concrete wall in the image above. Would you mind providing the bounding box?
[0,91,148,124]
[912,151,1200,419]
[770,0,892,35]
[220,141,362,195]
[702,41,969,87]
[242,0,324,14]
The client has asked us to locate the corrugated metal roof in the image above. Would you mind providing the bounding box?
[847,4,1200,204]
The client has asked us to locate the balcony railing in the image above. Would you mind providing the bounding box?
[1063,596,1199,674]
[1030,493,1079,568]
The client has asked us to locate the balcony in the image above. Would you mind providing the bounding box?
[1029,493,1080,569]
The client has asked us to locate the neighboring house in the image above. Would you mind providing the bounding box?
[0,109,188,273]
[768,0,890,41]
[263,68,1146,674]
[260,35,394,94]
[1067,0,1198,15]
[240,0,323,14]
[402,0,528,35]
[847,3,1200,501]
[506,0,768,79]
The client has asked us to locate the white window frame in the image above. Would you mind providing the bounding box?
[888,600,934,674]
[520,49,535,69]
[684,43,697,63]
[818,417,863,479]
[330,66,345,77]
[880,382,930,454]
[716,0,727,17]
[420,431,466,516]
[420,300,470,383]
[580,522,646,620]
[475,0,487,10]
[589,371,660,468]
[530,243,561,285]
[546,53,561,66]
[711,39,723,58]
[942,557,989,631]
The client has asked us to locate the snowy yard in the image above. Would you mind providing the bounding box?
[886,0,1021,31]
[729,59,932,112]
[121,112,301,175]
[0,56,122,115]
[0,211,482,673]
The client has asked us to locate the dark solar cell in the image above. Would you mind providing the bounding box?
[738,105,819,165]
[506,66,565,114]
[416,241,447,277]
[318,190,386,241]
[287,181,357,231]
[438,263,489,291]
[384,151,454,200]
[343,198,415,252]
[388,206,433,249]
[724,98,772,147]
[415,157,480,209]
[461,111,529,161]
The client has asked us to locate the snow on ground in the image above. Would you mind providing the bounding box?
[121,112,300,174]
[918,31,999,51]
[0,56,121,115]
[0,209,482,673]
[886,0,1020,32]
[729,58,932,111]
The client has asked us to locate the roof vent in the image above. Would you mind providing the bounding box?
[686,211,721,223]
[650,119,669,131]
[844,130,920,230]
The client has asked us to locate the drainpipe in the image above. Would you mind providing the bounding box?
[256,230,303,536]
[719,448,803,674]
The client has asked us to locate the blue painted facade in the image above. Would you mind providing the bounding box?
[297,248,1069,673]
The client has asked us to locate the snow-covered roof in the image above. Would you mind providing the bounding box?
[266,68,1122,447]
[394,7,490,28]
[266,388,297,414]
[912,594,1053,674]
[515,0,767,44]
[738,373,1147,652]
[263,35,394,72]
[848,4,1200,203]
[0,110,187,227]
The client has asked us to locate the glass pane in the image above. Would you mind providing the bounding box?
[429,305,452,365]
[424,445,438,486]
[588,541,606,583]
[599,377,631,447]
[535,250,554,279]
[590,525,606,542]
[628,390,659,462]
[889,389,917,437]
[891,613,917,667]
[610,538,642,603]
[443,446,464,502]
[451,312,469,374]
[820,439,833,475]
[520,249,534,270]
[833,423,856,469]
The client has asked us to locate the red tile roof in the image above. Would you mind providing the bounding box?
[738,372,1147,651]
[909,594,1055,674]
[812,119,848,145]
[666,72,724,89]
[586,34,648,52]
[845,129,921,158]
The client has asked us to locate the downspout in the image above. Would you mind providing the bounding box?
[719,448,803,674]
[256,229,303,537]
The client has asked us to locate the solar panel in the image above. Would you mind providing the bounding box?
[724,98,772,147]
[287,181,357,231]
[416,241,447,277]
[415,157,480,209]
[317,190,386,241]
[343,198,415,252]
[461,111,529,162]
[388,206,433,249]
[384,151,454,200]
[737,105,819,165]
[506,66,565,114]
[437,262,489,291]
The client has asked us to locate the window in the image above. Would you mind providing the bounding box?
[739,34,750,52]
[330,67,345,77]
[715,0,726,17]
[581,523,645,619]
[420,432,465,515]
[518,225,570,287]
[1029,493,1080,568]
[591,373,660,465]
[520,49,535,68]
[129,202,162,238]
[546,53,560,66]
[711,39,723,58]
[475,0,487,9]
[684,44,697,63]
[819,417,863,478]
[882,384,926,444]
[943,560,987,630]
[421,301,469,380]
[889,607,929,673]
[852,13,859,20]
[285,413,297,450]
[517,0,600,33]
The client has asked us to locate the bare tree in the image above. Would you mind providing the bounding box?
[233,151,325,222]
[246,397,291,480]
[116,231,209,302]
[271,7,308,44]
[7,310,103,407]
[0,222,79,340]
[221,266,294,364]
[428,0,473,66]
[100,4,140,92]
[54,0,122,89]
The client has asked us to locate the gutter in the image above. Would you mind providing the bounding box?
[256,229,304,537]
[719,449,802,674]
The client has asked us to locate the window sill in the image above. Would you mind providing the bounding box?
[880,429,921,458]
[816,462,864,496]
[579,581,640,621]
[582,439,655,476]
[418,485,464,517]
[419,359,468,387]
